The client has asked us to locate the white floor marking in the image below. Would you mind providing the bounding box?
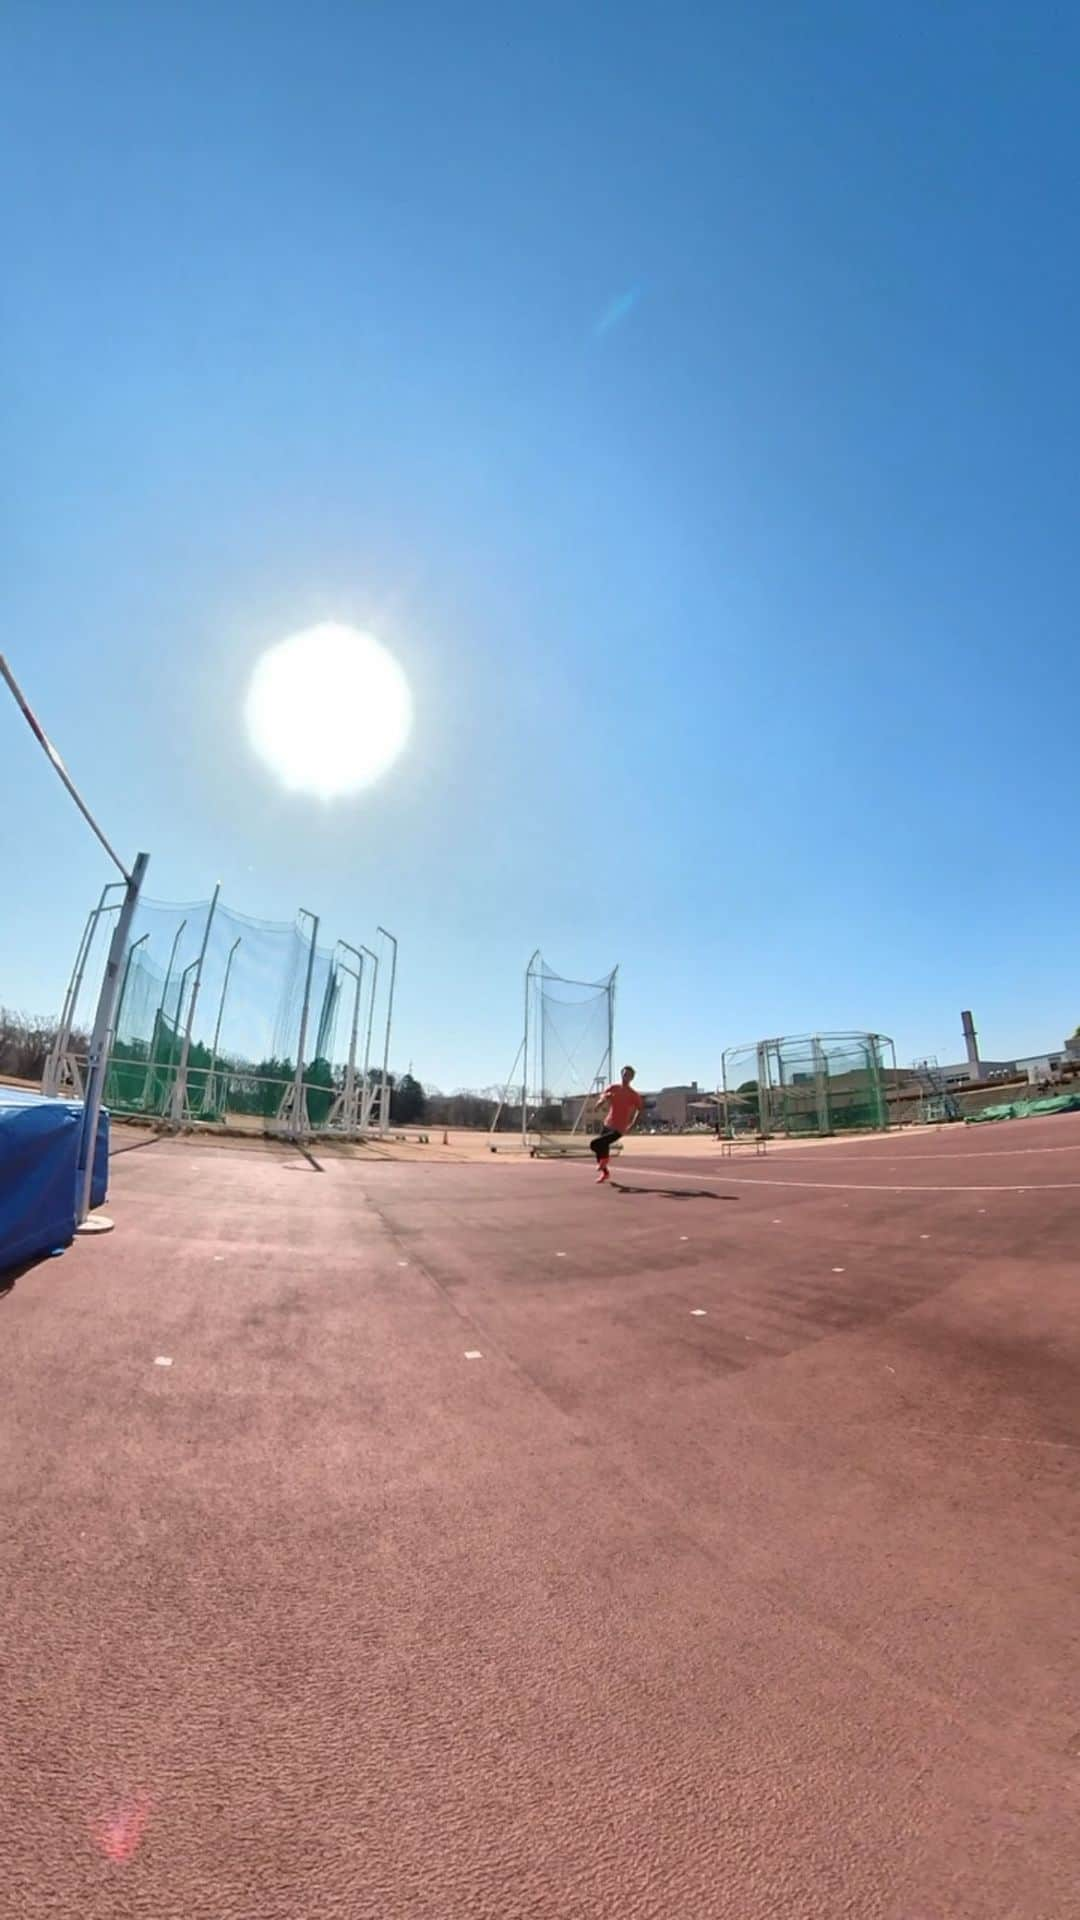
[398,1260,409,1267]
[691,1309,707,1316]
[920,1233,930,1239]
[616,1167,1080,1195]
[464,1350,483,1360]
[679,1235,689,1242]
[213,1255,224,1262]
[556,1251,567,1257]
[154,1356,173,1367]
[832,1267,845,1273]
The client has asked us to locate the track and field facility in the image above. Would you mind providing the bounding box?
[3,1111,1079,1918]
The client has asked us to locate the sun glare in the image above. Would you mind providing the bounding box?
[245,623,412,800]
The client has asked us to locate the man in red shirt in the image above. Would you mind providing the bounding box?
[589,1066,645,1184]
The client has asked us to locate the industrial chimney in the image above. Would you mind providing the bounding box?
[961,1010,981,1081]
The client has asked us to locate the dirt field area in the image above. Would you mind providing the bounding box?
[3,1113,1079,1917]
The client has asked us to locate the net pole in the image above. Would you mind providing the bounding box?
[813,1035,830,1135]
[45,887,112,1090]
[206,936,241,1116]
[489,1035,524,1136]
[336,941,365,1132]
[359,944,379,1130]
[375,926,398,1136]
[170,882,220,1123]
[76,852,149,1226]
[44,887,121,1093]
[114,933,149,1043]
[869,1034,886,1132]
[608,966,617,1087]
[143,919,186,1112]
[289,909,320,1138]
[523,951,539,1149]
[168,961,199,1117]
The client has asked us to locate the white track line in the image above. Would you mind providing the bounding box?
[739,1140,1080,1163]
[615,1167,1080,1196]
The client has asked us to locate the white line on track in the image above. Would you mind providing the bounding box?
[735,1140,1080,1162]
[612,1167,1080,1196]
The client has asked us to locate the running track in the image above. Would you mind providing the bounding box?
[3,1114,1079,1917]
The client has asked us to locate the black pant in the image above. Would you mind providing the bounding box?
[590,1127,622,1161]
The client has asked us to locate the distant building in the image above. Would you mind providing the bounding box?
[644,1082,707,1130]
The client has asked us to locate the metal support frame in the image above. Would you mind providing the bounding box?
[358,943,379,1131]
[327,940,364,1134]
[509,951,616,1154]
[1,648,151,1233]
[168,884,221,1124]
[43,883,123,1094]
[522,949,540,1148]
[276,908,319,1140]
[113,932,150,1060]
[76,853,149,1225]
[204,935,241,1119]
[143,918,187,1111]
[376,926,398,1137]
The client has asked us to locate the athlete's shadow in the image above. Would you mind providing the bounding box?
[612,1182,739,1201]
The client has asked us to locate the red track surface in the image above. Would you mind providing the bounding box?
[3,1115,1080,1917]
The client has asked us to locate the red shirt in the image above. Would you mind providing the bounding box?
[603,1083,644,1132]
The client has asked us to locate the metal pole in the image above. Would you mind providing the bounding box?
[335,942,364,1132]
[170,883,220,1123]
[721,1049,731,1139]
[522,951,539,1149]
[167,960,199,1120]
[608,965,618,1088]
[359,943,379,1131]
[44,886,122,1093]
[206,936,241,1118]
[144,918,186,1109]
[76,852,149,1227]
[288,909,319,1138]
[376,926,398,1137]
[0,654,133,879]
[114,932,149,1042]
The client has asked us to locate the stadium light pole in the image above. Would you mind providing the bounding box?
[359,943,379,1132]
[376,926,397,1137]
[0,651,149,1231]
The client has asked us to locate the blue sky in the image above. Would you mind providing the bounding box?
[4,0,1079,1090]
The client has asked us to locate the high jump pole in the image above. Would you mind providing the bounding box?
[0,653,149,1229]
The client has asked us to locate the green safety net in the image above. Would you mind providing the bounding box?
[56,894,376,1129]
[526,958,616,1150]
[724,1033,892,1137]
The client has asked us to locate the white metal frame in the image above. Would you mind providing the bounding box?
[490,951,617,1151]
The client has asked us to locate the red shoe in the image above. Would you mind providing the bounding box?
[595,1162,610,1184]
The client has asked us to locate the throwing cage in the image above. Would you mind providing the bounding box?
[721,1032,896,1138]
[492,951,617,1155]
[44,892,396,1140]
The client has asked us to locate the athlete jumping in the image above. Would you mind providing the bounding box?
[589,1065,644,1184]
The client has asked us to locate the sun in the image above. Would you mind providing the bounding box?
[245,623,412,799]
